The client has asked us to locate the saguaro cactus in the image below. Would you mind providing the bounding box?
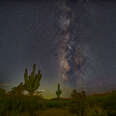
[24,64,42,95]
[56,83,62,99]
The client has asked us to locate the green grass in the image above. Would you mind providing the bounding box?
[0,91,116,116]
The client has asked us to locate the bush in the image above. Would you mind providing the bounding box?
[84,106,108,116]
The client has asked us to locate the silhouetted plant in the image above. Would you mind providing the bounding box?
[71,89,86,101]
[84,106,108,116]
[56,83,62,99]
[81,90,86,97]
[0,88,6,97]
[24,64,42,96]
[71,89,81,100]
[9,82,24,96]
[70,89,88,116]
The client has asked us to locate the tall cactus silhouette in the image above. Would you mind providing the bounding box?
[24,64,42,95]
[56,83,62,99]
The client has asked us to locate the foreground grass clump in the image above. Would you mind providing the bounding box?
[40,108,75,116]
[0,92,114,116]
[0,95,45,116]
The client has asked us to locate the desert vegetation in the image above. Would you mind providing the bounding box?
[0,64,116,116]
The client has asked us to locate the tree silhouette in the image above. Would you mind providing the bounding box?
[71,89,81,99]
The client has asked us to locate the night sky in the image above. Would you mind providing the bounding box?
[0,0,116,97]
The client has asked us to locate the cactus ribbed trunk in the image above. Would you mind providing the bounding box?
[56,83,62,99]
[24,64,42,96]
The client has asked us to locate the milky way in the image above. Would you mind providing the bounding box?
[56,0,89,90]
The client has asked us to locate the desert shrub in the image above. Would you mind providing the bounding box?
[0,88,6,98]
[0,95,46,115]
[69,100,87,116]
[84,106,108,116]
[107,110,116,116]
